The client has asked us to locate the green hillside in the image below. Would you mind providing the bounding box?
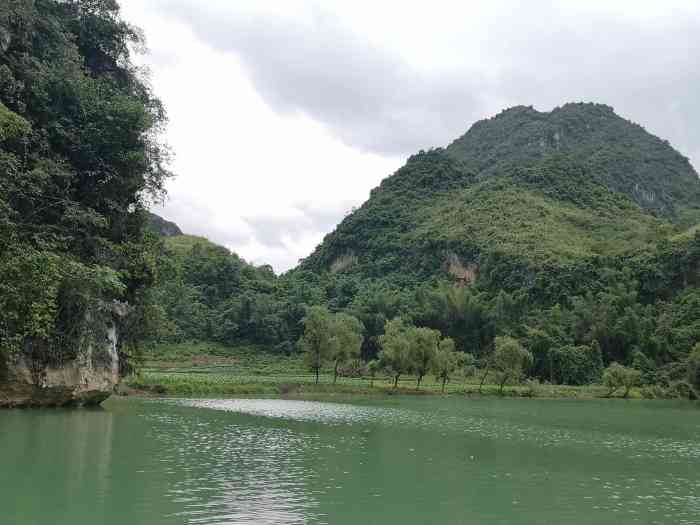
[299,104,700,301]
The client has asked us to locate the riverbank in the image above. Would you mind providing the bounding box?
[125,373,619,399]
[126,343,641,400]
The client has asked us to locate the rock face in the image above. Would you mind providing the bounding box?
[0,325,120,408]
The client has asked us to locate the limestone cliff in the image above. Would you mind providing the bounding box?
[0,321,122,408]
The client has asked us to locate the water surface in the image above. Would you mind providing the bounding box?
[1,396,699,524]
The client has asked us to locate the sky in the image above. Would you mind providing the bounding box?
[118,0,700,273]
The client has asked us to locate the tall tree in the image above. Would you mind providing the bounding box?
[299,306,333,384]
[492,336,533,395]
[433,337,461,393]
[329,313,364,384]
[378,318,412,388]
[409,326,440,389]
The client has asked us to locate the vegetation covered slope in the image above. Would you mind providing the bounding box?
[0,1,169,367]
[147,105,700,398]
[299,104,700,300]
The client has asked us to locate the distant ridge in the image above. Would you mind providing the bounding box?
[147,212,183,237]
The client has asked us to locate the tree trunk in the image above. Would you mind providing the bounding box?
[479,361,491,394]
[416,375,422,390]
[441,376,447,393]
[393,375,399,389]
[333,361,339,384]
[315,366,319,385]
[499,377,506,396]
[369,375,374,388]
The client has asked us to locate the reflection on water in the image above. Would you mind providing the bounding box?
[151,412,320,524]
[1,397,699,525]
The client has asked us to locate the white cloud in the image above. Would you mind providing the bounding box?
[120,1,400,271]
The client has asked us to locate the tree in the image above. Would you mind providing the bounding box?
[378,318,412,388]
[462,352,476,382]
[433,337,461,393]
[299,306,333,384]
[550,343,603,385]
[492,336,533,395]
[409,326,440,389]
[602,362,641,398]
[329,313,364,384]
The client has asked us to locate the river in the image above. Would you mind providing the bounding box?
[1,396,699,524]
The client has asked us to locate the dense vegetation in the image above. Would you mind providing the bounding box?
[0,1,169,370]
[1,1,697,400]
[148,104,700,399]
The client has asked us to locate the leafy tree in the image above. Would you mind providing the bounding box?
[378,318,412,388]
[631,349,657,385]
[329,313,364,384]
[602,362,641,398]
[432,337,461,393]
[462,351,476,381]
[299,306,333,384]
[491,336,533,395]
[550,342,603,385]
[409,326,440,389]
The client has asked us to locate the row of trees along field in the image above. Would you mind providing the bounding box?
[296,305,700,397]
[147,229,700,398]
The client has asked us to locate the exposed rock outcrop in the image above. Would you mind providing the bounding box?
[0,314,123,408]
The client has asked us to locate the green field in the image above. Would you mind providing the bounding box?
[128,343,636,399]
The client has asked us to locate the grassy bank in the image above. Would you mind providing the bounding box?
[127,343,639,400]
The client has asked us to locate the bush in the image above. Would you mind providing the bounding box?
[551,343,603,385]
[602,362,641,398]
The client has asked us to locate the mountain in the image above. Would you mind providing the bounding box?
[147,212,183,237]
[298,103,700,301]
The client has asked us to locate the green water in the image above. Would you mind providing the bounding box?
[1,397,699,524]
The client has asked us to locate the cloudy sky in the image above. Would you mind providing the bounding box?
[119,0,700,272]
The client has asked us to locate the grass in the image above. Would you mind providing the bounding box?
[126,342,640,400]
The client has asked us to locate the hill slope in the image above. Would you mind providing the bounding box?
[298,103,700,300]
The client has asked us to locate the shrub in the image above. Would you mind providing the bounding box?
[602,362,641,398]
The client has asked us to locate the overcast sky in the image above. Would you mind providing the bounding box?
[119,0,700,272]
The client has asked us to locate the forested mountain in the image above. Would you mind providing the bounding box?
[0,1,169,370]
[300,104,700,293]
[151,104,700,392]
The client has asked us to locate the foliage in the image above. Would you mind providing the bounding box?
[144,103,700,397]
[432,337,462,392]
[408,326,440,388]
[602,363,642,398]
[491,336,534,394]
[299,306,334,384]
[550,343,603,386]
[0,0,170,368]
[328,313,364,384]
[378,318,413,388]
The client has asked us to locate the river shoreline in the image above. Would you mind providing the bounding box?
[122,375,660,401]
